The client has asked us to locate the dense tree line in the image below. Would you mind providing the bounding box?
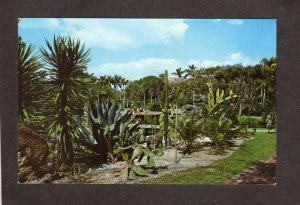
[126,58,276,116]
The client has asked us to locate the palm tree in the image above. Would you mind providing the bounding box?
[185,64,197,78]
[120,77,129,106]
[40,36,91,167]
[18,38,44,123]
[172,67,186,79]
[112,75,122,91]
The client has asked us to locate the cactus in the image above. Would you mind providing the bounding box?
[163,70,169,149]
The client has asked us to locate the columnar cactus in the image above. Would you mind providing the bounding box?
[163,70,169,149]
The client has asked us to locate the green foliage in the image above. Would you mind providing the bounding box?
[146,102,162,111]
[205,82,237,118]
[159,109,173,132]
[170,117,201,154]
[87,95,142,162]
[163,70,169,149]
[237,116,263,128]
[139,132,276,184]
[40,36,91,166]
[121,144,164,179]
[200,115,246,154]
[122,58,276,117]
[18,38,44,123]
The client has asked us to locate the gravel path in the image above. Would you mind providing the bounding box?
[52,139,245,184]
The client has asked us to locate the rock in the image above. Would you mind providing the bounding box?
[18,123,49,183]
[236,179,243,184]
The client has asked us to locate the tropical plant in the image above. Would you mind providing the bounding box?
[185,64,197,78]
[18,38,44,123]
[205,82,237,118]
[172,67,186,79]
[170,117,201,154]
[121,144,163,179]
[237,115,263,129]
[200,114,245,154]
[162,70,169,149]
[147,102,162,111]
[40,36,91,167]
[87,95,142,162]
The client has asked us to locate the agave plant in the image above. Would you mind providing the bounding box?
[121,144,163,179]
[87,95,142,162]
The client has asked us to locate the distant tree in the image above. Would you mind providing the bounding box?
[172,67,186,79]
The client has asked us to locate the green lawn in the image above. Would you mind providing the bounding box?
[138,132,276,184]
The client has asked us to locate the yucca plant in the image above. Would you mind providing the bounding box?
[40,36,91,167]
[18,38,44,123]
[87,95,143,162]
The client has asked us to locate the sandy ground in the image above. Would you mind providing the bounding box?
[52,139,245,184]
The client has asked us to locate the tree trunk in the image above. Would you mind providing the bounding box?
[263,88,266,107]
[175,103,178,163]
[144,92,146,109]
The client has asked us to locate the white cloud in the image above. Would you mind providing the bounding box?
[91,53,256,80]
[21,18,189,50]
[188,52,255,68]
[227,19,244,25]
[213,19,222,23]
[19,18,61,30]
[90,58,182,80]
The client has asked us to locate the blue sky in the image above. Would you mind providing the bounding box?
[19,18,276,80]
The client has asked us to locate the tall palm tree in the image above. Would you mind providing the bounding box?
[120,77,129,106]
[112,75,122,91]
[40,36,91,167]
[172,67,186,79]
[18,38,44,123]
[185,64,197,78]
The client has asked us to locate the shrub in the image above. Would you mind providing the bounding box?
[146,102,162,111]
[131,100,144,107]
[170,117,201,154]
[237,116,263,128]
[200,115,246,154]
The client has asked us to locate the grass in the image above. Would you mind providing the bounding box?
[137,132,276,184]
